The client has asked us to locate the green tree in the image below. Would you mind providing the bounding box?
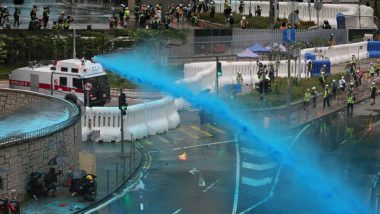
[0,36,7,63]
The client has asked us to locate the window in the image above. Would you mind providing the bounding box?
[84,116,87,127]
[108,117,110,127]
[61,67,68,72]
[118,116,120,127]
[113,116,115,127]
[59,77,67,86]
[72,68,79,73]
[93,116,96,127]
[103,117,106,126]
[98,116,101,127]
[50,67,56,71]
[73,78,83,89]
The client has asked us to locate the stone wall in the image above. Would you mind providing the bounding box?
[0,89,82,202]
[0,89,49,117]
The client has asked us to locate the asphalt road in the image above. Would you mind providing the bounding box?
[95,95,380,214]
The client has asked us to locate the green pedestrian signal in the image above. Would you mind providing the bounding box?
[217,61,222,77]
[119,91,128,115]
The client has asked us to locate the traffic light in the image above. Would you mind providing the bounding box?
[119,92,128,115]
[216,61,222,77]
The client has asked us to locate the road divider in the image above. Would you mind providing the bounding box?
[82,97,180,142]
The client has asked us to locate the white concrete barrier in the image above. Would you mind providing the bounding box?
[81,97,180,142]
[213,1,376,29]
[301,41,368,65]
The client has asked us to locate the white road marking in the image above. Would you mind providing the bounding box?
[241,147,267,157]
[172,208,183,214]
[199,174,206,187]
[242,177,273,187]
[232,134,240,214]
[189,168,200,175]
[172,139,236,151]
[239,124,313,214]
[242,162,278,171]
[203,179,219,193]
[140,203,144,211]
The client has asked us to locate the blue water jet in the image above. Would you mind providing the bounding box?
[95,52,370,213]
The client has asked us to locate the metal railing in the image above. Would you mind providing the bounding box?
[110,88,162,99]
[242,76,378,129]
[0,89,81,146]
[168,29,348,59]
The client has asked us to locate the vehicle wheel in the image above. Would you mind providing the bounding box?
[64,93,78,105]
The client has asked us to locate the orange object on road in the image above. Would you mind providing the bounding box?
[178,152,188,161]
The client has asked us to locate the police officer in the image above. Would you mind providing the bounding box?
[1,6,9,27]
[319,70,327,88]
[306,59,312,77]
[13,8,20,28]
[304,88,311,110]
[347,91,355,116]
[351,54,357,70]
[331,79,337,100]
[134,5,140,23]
[376,59,380,77]
[228,14,234,28]
[370,82,377,105]
[349,82,355,92]
[323,84,330,111]
[43,7,49,29]
[30,5,38,21]
[63,15,72,30]
[238,0,244,14]
[210,1,215,20]
[369,62,375,79]
[255,5,262,17]
[311,86,318,108]
[339,76,346,92]
[163,12,171,29]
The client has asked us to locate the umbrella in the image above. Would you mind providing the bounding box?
[48,155,69,166]
[237,49,259,59]
[71,169,87,179]
[247,43,269,53]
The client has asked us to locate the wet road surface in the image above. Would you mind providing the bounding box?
[96,98,380,214]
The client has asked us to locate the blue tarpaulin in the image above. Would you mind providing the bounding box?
[311,60,331,77]
[304,52,316,60]
[368,41,380,58]
[237,49,259,59]
[247,43,269,53]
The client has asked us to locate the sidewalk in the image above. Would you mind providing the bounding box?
[255,76,380,130]
[21,141,143,214]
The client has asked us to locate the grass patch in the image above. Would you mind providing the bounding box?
[231,72,344,108]
[199,12,315,29]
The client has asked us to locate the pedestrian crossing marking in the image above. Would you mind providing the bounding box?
[178,128,200,139]
[206,124,227,134]
[241,147,267,157]
[242,161,278,171]
[191,126,213,137]
[242,177,273,187]
[142,140,154,145]
[157,135,171,144]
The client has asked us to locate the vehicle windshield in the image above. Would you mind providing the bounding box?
[84,75,109,91]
